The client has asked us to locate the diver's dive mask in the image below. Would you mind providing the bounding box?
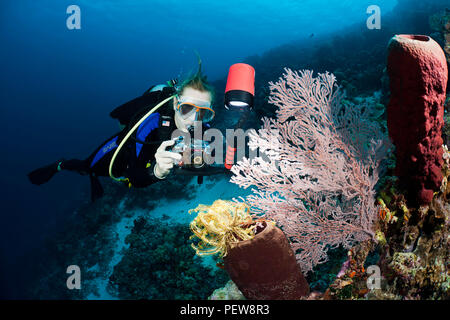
[175,95,215,122]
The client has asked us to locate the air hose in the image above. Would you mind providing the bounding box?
[108,95,176,182]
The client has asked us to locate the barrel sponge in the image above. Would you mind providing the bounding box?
[387,34,448,205]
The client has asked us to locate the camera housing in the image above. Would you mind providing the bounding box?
[170,136,212,169]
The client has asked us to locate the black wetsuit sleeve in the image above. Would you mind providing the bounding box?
[124,161,162,188]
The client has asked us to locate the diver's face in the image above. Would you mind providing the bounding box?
[173,87,212,132]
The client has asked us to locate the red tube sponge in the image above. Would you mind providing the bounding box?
[387,34,448,205]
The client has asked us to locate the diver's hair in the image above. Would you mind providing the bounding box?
[178,54,215,103]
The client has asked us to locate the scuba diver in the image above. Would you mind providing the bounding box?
[28,66,220,201]
[28,62,255,202]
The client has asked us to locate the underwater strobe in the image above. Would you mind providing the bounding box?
[224,63,255,110]
[224,63,255,170]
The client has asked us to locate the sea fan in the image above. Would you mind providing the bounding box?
[230,69,390,273]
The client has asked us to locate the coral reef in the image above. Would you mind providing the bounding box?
[377,159,450,299]
[320,31,449,298]
[26,173,213,299]
[189,200,309,299]
[443,98,450,146]
[230,69,389,273]
[387,34,448,205]
[430,9,450,63]
[324,145,450,300]
[26,180,128,299]
[21,1,450,301]
[211,0,450,135]
[109,216,229,299]
[322,241,375,299]
[305,246,348,292]
[208,280,245,300]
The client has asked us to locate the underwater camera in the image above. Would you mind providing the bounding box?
[169,135,213,169]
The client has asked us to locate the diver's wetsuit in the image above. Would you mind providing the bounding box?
[28,84,219,201]
[61,85,179,188]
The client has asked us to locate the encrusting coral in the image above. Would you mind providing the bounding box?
[208,280,246,300]
[109,216,229,299]
[324,145,450,300]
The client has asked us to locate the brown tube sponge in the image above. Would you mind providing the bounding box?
[224,222,309,300]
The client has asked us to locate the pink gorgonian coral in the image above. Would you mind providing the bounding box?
[230,69,389,273]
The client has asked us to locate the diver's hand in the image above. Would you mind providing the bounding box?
[154,139,182,179]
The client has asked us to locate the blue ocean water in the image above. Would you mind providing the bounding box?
[1,0,447,299]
